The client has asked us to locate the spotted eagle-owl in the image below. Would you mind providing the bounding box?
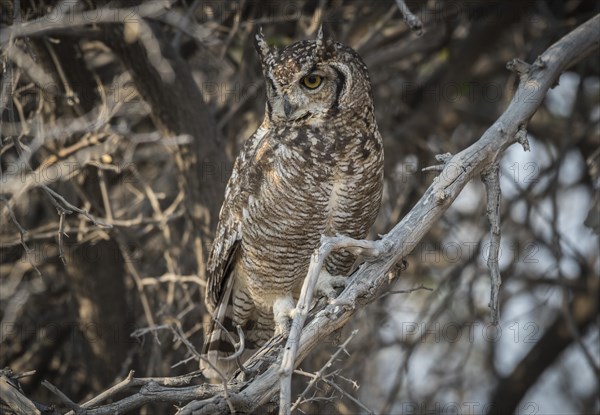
[201,27,383,378]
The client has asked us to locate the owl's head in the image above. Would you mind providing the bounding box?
[254,27,373,126]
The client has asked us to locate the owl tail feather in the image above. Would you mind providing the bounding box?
[201,281,276,379]
[200,277,240,380]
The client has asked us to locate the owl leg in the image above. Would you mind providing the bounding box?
[273,295,296,337]
[316,269,347,300]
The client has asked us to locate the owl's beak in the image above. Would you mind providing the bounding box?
[283,95,294,118]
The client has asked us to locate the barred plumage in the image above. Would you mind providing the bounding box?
[201,28,384,379]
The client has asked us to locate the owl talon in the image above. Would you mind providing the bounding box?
[316,270,347,300]
[274,320,290,338]
[273,296,296,338]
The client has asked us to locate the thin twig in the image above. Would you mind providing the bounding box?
[115,236,156,328]
[561,285,600,378]
[43,186,111,228]
[228,325,246,364]
[291,329,358,412]
[506,57,532,78]
[171,0,201,49]
[481,162,502,325]
[72,371,135,412]
[394,0,423,35]
[139,273,206,287]
[212,319,249,375]
[57,211,67,265]
[12,370,36,380]
[377,284,434,300]
[42,380,83,414]
[422,153,453,172]
[219,0,245,61]
[354,5,398,51]
[515,125,531,151]
[0,195,42,277]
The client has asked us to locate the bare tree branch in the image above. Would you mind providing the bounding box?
[481,162,502,324]
[41,380,82,414]
[394,0,423,35]
[0,1,178,48]
[0,370,41,415]
[291,329,358,412]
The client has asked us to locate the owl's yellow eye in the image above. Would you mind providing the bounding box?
[301,74,322,89]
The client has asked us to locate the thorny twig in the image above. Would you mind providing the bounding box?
[291,329,359,412]
[0,195,42,277]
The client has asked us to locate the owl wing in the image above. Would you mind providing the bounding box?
[205,123,270,311]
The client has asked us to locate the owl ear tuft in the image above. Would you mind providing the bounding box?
[254,26,276,67]
[314,24,333,59]
[316,25,324,46]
